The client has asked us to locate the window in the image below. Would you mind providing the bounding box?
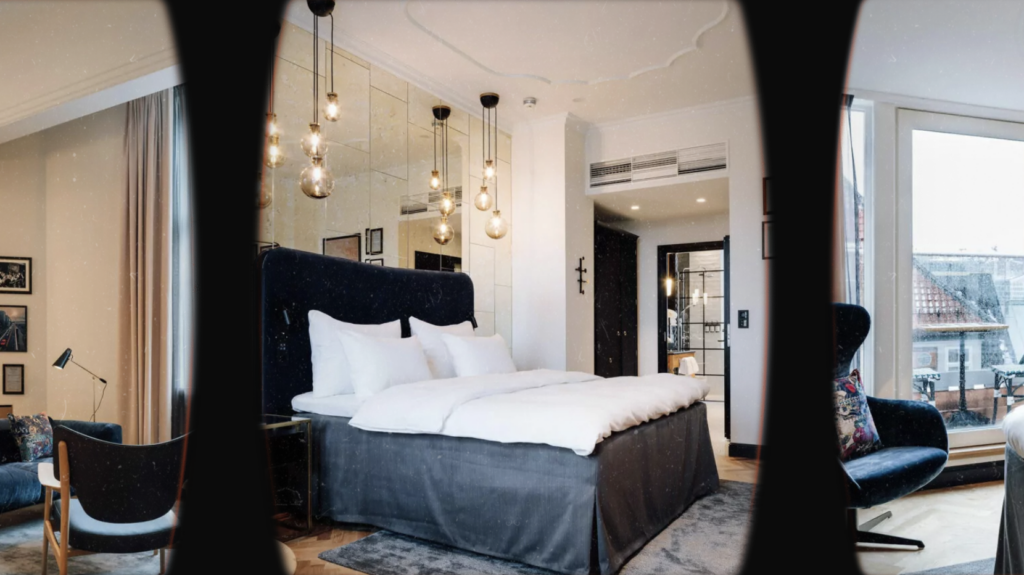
[898,108,1024,447]
[841,102,873,387]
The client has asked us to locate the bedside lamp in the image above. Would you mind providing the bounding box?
[52,348,107,422]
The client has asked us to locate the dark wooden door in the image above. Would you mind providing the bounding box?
[594,223,638,377]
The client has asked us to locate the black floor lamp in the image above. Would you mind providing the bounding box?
[52,348,107,423]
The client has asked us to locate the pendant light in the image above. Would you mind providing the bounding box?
[264,22,283,170]
[300,0,335,198]
[322,14,340,122]
[432,105,455,245]
[479,93,507,239]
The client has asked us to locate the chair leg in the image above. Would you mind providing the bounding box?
[858,510,892,532]
[41,532,48,575]
[160,548,166,574]
[857,530,926,549]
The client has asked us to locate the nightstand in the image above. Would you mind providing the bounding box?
[260,414,311,541]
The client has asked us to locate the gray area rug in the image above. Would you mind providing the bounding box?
[0,505,161,574]
[903,558,996,575]
[319,480,753,575]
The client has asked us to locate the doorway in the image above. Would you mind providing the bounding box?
[594,223,639,378]
[658,240,730,407]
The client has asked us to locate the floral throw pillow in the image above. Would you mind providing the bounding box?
[833,370,882,461]
[6,413,53,462]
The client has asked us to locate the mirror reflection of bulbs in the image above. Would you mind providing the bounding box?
[265,133,284,168]
[438,193,456,217]
[300,123,328,157]
[432,217,454,245]
[485,210,508,239]
[474,186,492,211]
[323,93,340,122]
[483,159,495,181]
[430,170,441,191]
[266,113,278,136]
[299,156,334,199]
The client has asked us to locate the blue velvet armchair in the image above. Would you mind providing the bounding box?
[834,303,949,549]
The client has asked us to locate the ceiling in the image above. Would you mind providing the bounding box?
[592,177,728,223]
[282,0,756,126]
[0,1,177,142]
[848,0,1024,111]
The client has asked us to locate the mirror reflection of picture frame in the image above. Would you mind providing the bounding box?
[0,256,32,295]
[366,258,384,266]
[366,228,383,255]
[323,234,361,261]
[3,364,24,395]
[762,221,774,260]
[762,177,773,216]
[256,242,279,259]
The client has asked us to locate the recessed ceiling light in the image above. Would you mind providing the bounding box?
[630,205,640,210]
[523,97,537,108]
[696,198,706,203]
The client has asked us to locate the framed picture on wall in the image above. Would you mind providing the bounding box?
[762,221,774,260]
[0,257,31,295]
[0,305,27,352]
[366,258,384,266]
[256,242,279,259]
[323,234,361,261]
[762,177,773,216]
[366,228,383,255]
[3,364,23,395]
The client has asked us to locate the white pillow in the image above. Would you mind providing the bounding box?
[308,310,401,397]
[337,332,433,397]
[440,333,517,377]
[409,317,475,379]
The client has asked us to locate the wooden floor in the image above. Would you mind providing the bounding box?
[856,480,1004,575]
[286,400,758,574]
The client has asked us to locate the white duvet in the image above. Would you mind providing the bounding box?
[348,369,710,456]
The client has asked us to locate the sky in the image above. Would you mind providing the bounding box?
[912,129,1024,256]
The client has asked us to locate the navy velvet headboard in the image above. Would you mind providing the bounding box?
[258,247,476,415]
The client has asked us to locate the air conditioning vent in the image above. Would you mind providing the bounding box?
[589,142,727,189]
[678,142,726,175]
[400,187,462,215]
[590,160,632,187]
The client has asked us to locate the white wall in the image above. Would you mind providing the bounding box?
[0,104,132,429]
[613,213,730,378]
[587,97,765,446]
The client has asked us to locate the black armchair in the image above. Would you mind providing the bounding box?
[41,426,187,575]
[834,303,949,549]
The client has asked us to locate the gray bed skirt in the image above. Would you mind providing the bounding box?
[305,401,720,575]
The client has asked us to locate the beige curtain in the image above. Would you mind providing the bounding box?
[126,91,172,445]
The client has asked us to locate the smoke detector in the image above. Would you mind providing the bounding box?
[523,97,537,109]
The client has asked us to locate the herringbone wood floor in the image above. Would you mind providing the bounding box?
[286,401,759,574]
[857,480,1004,575]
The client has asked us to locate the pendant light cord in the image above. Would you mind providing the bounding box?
[330,14,335,93]
[494,105,498,210]
[312,15,318,122]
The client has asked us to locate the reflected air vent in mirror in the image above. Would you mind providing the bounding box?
[589,142,727,189]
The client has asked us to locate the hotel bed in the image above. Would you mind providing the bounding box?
[258,247,719,575]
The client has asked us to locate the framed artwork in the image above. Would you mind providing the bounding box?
[3,364,23,395]
[0,257,31,295]
[323,234,361,261]
[0,305,26,352]
[762,221,774,260]
[366,228,383,255]
[762,177,773,216]
[366,258,385,266]
[256,242,279,259]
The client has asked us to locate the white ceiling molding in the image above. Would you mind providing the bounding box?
[0,47,177,129]
[847,88,1024,124]
[0,65,181,146]
[402,0,729,87]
